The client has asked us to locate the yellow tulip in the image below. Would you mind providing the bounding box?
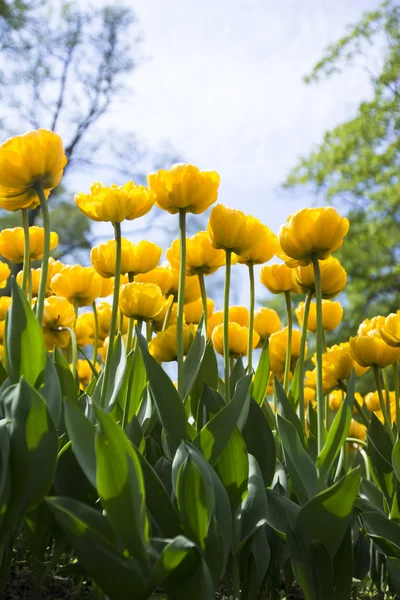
[379,312,400,347]
[166,231,225,276]
[207,310,223,339]
[208,205,260,254]
[358,315,386,336]
[149,323,194,362]
[76,359,96,388]
[348,419,367,442]
[75,181,155,223]
[295,300,343,332]
[269,327,304,373]
[291,256,347,298]
[135,267,173,296]
[0,261,10,289]
[169,268,201,304]
[349,332,400,368]
[365,391,381,412]
[119,282,173,322]
[0,226,58,263]
[51,265,102,307]
[0,297,11,320]
[184,297,214,325]
[147,163,220,214]
[152,302,178,332]
[75,314,94,347]
[254,307,282,346]
[0,129,67,211]
[260,263,300,294]
[212,322,259,358]
[237,219,276,265]
[42,296,75,351]
[278,207,349,266]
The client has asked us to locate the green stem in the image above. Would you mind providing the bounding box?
[198,271,208,334]
[21,208,30,296]
[247,263,255,373]
[146,321,152,343]
[100,222,121,408]
[62,327,77,382]
[394,361,400,434]
[177,208,187,397]
[126,273,135,353]
[383,367,391,416]
[230,355,234,373]
[90,301,99,383]
[35,183,51,327]
[298,290,313,427]
[224,250,232,403]
[123,319,142,430]
[311,254,324,454]
[162,301,173,331]
[373,365,395,444]
[283,291,292,393]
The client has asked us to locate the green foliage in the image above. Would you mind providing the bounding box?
[284,0,400,334]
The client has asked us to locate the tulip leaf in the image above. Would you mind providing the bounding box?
[137,328,188,453]
[54,442,98,506]
[194,374,251,465]
[296,467,361,557]
[368,413,396,505]
[190,343,219,426]
[64,399,97,489]
[47,497,147,600]
[146,536,199,594]
[92,333,127,411]
[332,525,353,600]
[316,371,355,481]
[0,420,10,531]
[2,378,57,530]
[265,488,300,538]
[242,398,276,487]
[215,428,248,509]
[183,315,206,399]
[288,361,301,408]
[125,344,147,423]
[137,451,181,538]
[40,354,62,426]
[230,356,246,398]
[277,415,318,505]
[275,377,305,446]
[94,406,150,568]
[362,510,400,559]
[5,278,46,387]
[237,455,268,550]
[54,349,78,405]
[286,526,318,600]
[251,338,270,405]
[392,439,400,484]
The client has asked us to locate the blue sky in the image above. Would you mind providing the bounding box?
[89,0,381,306]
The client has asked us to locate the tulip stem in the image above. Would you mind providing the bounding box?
[177,208,187,397]
[21,208,30,298]
[224,249,232,403]
[298,290,313,427]
[373,365,395,445]
[126,273,135,353]
[62,327,77,383]
[247,263,255,373]
[123,319,142,430]
[311,253,324,454]
[394,361,400,434]
[90,301,99,383]
[100,222,122,408]
[146,321,152,343]
[283,291,292,393]
[383,367,391,418]
[198,272,208,334]
[35,183,51,327]
[162,301,173,331]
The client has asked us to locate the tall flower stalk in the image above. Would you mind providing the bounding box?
[283,291,292,393]
[100,222,122,408]
[21,209,30,297]
[374,365,395,444]
[247,263,255,373]
[198,271,208,334]
[176,208,187,397]
[224,250,232,402]
[298,290,313,426]
[311,254,325,454]
[394,361,400,434]
[36,183,51,327]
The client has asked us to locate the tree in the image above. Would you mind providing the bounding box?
[283,0,400,339]
[0,1,177,259]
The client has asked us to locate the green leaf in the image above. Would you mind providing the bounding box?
[40,354,62,426]
[286,526,318,600]
[238,455,268,550]
[368,413,396,504]
[251,338,270,405]
[146,536,199,594]
[362,510,400,559]
[47,497,147,600]
[54,349,78,405]
[137,328,187,454]
[64,399,96,489]
[215,428,248,509]
[288,361,301,408]
[172,442,215,549]
[194,374,251,465]
[275,377,305,447]
[137,452,181,538]
[2,378,57,527]
[392,438,400,484]
[183,315,206,399]
[94,406,149,568]
[190,343,219,426]
[5,278,46,387]
[230,356,246,398]
[265,488,300,539]
[53,442,97,506]
[242,398,276,487]
[316,371,355,480]
[277,415,318,505]
[332,525,353,600]
[296,468,361,557]
[92,333,127,411]
[0,420,10,531]
[125,344,147,423]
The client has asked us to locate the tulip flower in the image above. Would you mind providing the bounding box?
[253,307,281,347]
[0,226,58,263]
[295,299,343,332]
[42,296,75,351]
[135,267,173,296]
[51,265,103,307]
[212,322,259,358]
[149,323,194,362]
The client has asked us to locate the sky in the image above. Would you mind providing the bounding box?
[104,0,380,235]
[93,0,381,305]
